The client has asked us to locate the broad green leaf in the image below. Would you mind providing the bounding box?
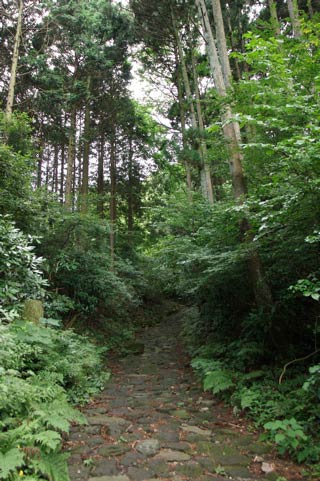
[0,448,25,478]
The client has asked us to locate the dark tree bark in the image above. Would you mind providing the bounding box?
[81,76,91,213]
[60,143,65,203]
[6,0,23,119]
[109,130,117,268]
[65,108,76,210]
[97,135,105,218]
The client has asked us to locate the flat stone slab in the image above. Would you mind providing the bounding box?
[156,429,180,442]
[90,459,118,476]
[98,444,131,456]
[224,465,251,478]
[127,467,155,480]
[154,448,191,462]
[136,439,160,456]
[88,415,129,426]
[171,409,190,419]
[87,416,130,437]
[88,477,130,481]
[181,424,212,437]
[162,441,191,452]
[220,454,249,465]
[176,461,204,477]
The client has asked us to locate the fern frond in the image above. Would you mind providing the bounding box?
[34,430,62,451]
[0,447,25,479]
[203,370,234,394]
[33,451,70,481]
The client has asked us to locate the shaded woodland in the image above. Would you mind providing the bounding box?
[0,0,320,479]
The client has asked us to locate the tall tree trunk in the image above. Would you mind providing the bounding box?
[196,0,226,95]
[76,111,83,211]
[81,76,91,214]
[53,144,59,192]
[109,132,117,269]
[211,0,232,88]
[45,148,50,188]
[175,50,193,193]
[191,52,214,204]
[172,12,212,203]
[196,0,273,308]
[97,136,105,218]
[197,0,245,198]
[37,137,44,188]
[127,138,134,241]
[60,143,65,202]
[65,108,76,210]
[287,0,301,37]
[225,5,242,80]
[268,0,281,35]
[5,0,23,119]
[73,141,79,212]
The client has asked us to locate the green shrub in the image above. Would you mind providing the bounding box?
[0,216,47,322]
[0,321,109,481]
[40,214,140,321]
[262,418,319,463]
[0,112,36,229]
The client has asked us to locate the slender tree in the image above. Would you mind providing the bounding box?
[172,8,214,203]
[5,0,23,119]
[268,0,281,35]
[196,0,273,307]
[65,108,76,210]
[287,0,301,37]
[80,76,91,214]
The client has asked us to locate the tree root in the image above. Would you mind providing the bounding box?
[279,349,320,384]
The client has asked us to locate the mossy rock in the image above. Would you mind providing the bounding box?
[215,428,241,437]
[233,434,254,448]
[148,460,170,476]
[23,300,44,324]
[223,465,251,478]
[171,409,190,420]
[98,445,131,457]
[208,444,239,459]
[176,462,204,478]
[195,440,216,455]
[245,441,272,455]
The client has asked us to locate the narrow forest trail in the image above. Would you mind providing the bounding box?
[66,310,305,481]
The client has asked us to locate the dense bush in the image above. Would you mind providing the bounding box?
[40,214,142,323]
[0,214,109,480]
[0,113,36,230]
[0,216,47,322]
[0,320,108,481]
[191,354,320,463]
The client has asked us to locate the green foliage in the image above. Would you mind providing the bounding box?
[0,320,108,480]
[40,214,140,323]
[0,113,36,228]
[290,278,320,302]
[303,364,320,402]
[141,24,320,468]
[203,370,234,395]
[191,350,320,462]
[0,216,47,322]
[262,418,319,463]
[0,448,25,479]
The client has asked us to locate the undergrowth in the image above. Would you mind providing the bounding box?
[189,337,320,464]
[0,216,110,481]
[0,320,109,481]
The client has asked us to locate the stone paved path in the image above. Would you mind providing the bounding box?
[67,309,305,481]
